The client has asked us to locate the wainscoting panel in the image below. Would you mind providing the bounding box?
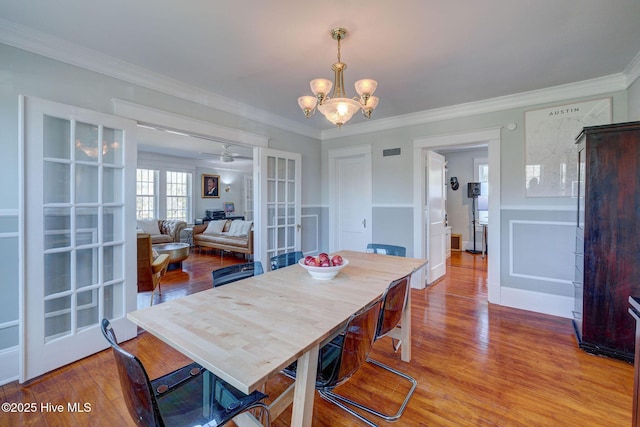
[509,220,574,284]
[0,209,20,385]
[301,214,319,255]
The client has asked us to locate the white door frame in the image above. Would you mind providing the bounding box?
[328,145,372,252]
[413,127,501,303]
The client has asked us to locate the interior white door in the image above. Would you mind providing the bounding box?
[426,150,446,284]
[22,96,137,382]
[330,149,372,252]
[253,147,302,270]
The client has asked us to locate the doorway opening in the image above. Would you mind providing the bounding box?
[412,128,501,304]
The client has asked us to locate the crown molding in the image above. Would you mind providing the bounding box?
[0,19,321,140]
[625,50,640,88]
[1,18,637,142]
[321,73,629,140]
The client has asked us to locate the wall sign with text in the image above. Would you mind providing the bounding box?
[524,98,611,197]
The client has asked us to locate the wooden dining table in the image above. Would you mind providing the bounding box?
[127,250,427,427]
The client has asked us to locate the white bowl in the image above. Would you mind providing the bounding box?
[298,258,349,280]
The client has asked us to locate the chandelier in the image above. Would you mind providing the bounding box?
[298,28,379,127]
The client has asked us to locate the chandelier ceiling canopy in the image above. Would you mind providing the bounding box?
[298,28,378,127]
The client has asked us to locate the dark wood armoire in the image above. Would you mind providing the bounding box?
[573,121,640,362]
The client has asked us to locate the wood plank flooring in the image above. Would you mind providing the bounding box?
[0,251,634,426]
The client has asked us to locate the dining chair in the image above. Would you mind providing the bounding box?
[324,273,417,423]
[212,261,264,287]
[269,251,304,270]
[101,318,270,427]
[282,299,382,427]
[366,243,407,257]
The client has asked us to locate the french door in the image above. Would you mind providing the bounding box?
[22,96,137,382]
[253,148,302,270]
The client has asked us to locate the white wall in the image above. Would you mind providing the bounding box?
[194,165,251,219]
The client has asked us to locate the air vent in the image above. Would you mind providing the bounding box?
[383,148,401,157]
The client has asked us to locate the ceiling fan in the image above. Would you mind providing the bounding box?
[220,144,237,162]
[199,144,251,163]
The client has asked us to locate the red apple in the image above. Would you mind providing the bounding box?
[318,252,330,261]
[320,259,331,267]
[304,255,318,266]
[331,255,343,266]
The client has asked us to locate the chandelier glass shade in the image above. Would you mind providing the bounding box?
[298,28,378,127]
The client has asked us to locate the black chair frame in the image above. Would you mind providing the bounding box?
[101,318,270,427]
[282,300,382,427]
[270,251,304,270]
[322,274,417,424]
[366,243,407,257]
[212,261,264,287]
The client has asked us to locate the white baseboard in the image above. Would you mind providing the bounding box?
[0,346,19,386]
[500,286,573,319]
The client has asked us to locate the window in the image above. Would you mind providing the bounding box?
[475,159,489,224]
[136,169,157,219]
[136,168,192,221]
[166,171,190,222]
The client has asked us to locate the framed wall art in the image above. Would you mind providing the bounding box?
[202,174,220,198]
[223,202,235,213]
[524,98,612,197]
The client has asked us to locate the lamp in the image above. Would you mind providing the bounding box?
[298,28,378,127]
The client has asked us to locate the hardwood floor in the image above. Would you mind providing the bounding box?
[0,251,633,426]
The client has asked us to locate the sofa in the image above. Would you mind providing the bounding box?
[137,219,187,244]
[193,219,253,257]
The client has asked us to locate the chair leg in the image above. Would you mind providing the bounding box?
[236,402,270,427]
[324,358,417,422]
[318,390,379,427]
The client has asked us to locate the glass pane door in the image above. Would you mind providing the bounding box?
[253,148,301,271]
[23,96,137,382]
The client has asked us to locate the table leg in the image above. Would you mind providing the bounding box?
[401,289,412,362]
[291,344,319,427]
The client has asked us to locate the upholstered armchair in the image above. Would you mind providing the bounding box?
[159,219,187,243]
[137,233,170,305]
[137,219,187,244]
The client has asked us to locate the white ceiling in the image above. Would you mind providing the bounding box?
[1,0,639,140]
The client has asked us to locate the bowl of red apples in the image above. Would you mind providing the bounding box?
[298,253,349,280]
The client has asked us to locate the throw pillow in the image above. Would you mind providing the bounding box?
[204,219,227,235]
[239,220,253,236]
[137,219,161,236]
[226,220,244,236]
[227,220,253,237]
